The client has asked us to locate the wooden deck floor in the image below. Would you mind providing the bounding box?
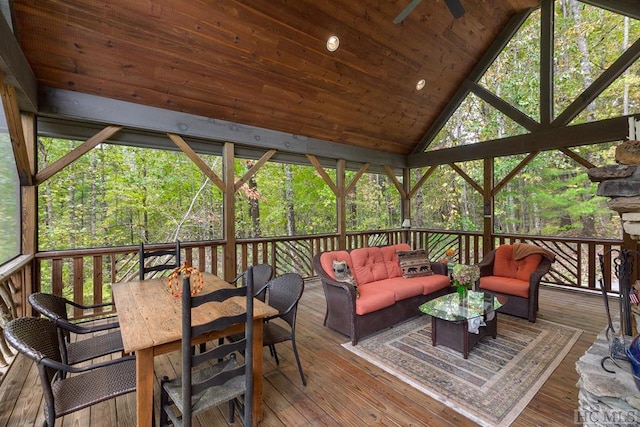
[0,279,610,426]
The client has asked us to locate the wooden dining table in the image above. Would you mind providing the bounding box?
[112,273,278,427]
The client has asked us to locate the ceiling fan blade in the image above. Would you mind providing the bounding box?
[393,0,423,24]
[444,0,465,19]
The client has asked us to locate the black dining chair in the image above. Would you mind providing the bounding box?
[28,292,124,366]
[139,240,181,280]
[230,263,275,302]
[159,266,255,427]
[3,317,136,427]
[262,273,307,386]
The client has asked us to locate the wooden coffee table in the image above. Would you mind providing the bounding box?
[419,290,506,359]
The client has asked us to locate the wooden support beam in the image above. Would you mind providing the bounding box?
[559,147,596,169]
[402,168,411,245]
[448,163,483,195]
[306,154,339,195]
[1,82,32,185]
[223,143,236,282]
[408,165,438,199]
[235,149,276,192]
[0,17,38,112]
[345,163,370,195]
[483,158,494,254]
[467,82,540,131]
[414,8,535,153]
[384,165,407,200]
[492,151,539,196]
[167,133,226,192]
[579,0,640,21]
[409,115,631,168]
[540,0,554,125]
[38,87,406,169]
[35,125,123,185]
[553,36,640,127]
[337,160,346,251]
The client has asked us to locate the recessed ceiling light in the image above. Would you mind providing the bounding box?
[326,35,340,52]
[416,79,426,90]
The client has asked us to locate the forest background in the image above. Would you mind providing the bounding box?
[2,1,638,259]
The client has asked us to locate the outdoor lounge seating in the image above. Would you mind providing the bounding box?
[3,317,136,427]
[313,243,451,345]
[477,243,555,322]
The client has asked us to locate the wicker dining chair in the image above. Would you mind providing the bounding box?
[230,263,275,302]
[28,292,123,365]
[262,273,307,386]
[160,267,255,427]
[3,317,136,427]
[139,240,181,280]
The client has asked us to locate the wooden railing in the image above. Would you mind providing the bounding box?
[25,229,638,321]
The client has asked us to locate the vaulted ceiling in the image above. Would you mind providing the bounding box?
[6,0,541,159]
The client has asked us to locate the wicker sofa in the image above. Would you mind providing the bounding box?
[312,243,451,345]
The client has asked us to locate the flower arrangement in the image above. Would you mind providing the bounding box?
[440,248,456,264]
[452,263,480,298]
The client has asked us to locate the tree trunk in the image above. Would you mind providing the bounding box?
[571,0,595,120]
[285,164,296,236]
[246,161,261,237]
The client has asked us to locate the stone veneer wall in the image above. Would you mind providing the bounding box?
[576,326,640,426]
[588,140,640,238]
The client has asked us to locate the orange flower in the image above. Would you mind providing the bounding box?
[445,248,455,257]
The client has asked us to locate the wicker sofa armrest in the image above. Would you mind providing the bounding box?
[430,261,447,276]
[477,249,496,277]
[528,257,552,297]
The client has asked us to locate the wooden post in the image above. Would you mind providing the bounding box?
[402,168,411,246]
[337,159,346,250]
[223,143,236,281]
[483,157,494,255]
[21,113,36,317]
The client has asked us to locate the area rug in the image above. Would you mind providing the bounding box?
[342,315,582,427]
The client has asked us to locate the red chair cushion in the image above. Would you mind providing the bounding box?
[514,254,542,282]
[493,245,516,278]
[350,247,389,285]
[493,244,542,282]
[479,276,530,298]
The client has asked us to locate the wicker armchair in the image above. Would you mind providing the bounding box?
[477,244,553,322]
[3,317,136,427]
[28,292,123,365]
[160,268,255,426]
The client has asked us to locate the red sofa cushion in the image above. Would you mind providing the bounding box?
[355,284,396,315]
[350,247,389,285]
[372,277,425,301]
[380,243,410,278]
[480,276,530,298]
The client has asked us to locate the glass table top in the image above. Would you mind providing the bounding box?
[419,290,504,322]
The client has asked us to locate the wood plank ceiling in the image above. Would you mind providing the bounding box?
[9,0,540,156]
